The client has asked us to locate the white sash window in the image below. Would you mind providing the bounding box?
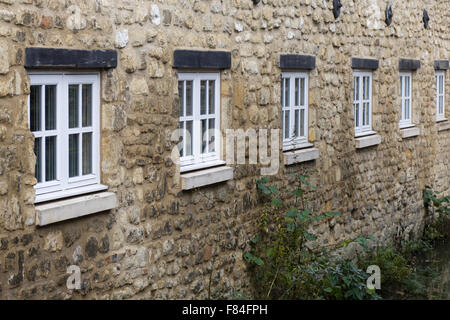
[399,72,413,128]
[29,73,102,203]
[177,73,222,172]
[436,71,445,121]
[353,71,373,136]
[281,72,309,150]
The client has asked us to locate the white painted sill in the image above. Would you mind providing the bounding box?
[35,191,117,226]
[283,147,319,166]
[181,166,233,190]
[35,184,108,203]
[355,134,382,149]
[437,120,450,132]
[401,126,420,139]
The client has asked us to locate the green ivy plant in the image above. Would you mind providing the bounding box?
[244,172,380,300]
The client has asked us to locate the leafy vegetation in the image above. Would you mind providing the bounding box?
[243,179,449,300]
[245,172,380,300]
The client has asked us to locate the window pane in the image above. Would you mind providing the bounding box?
[300,78,305,106]
[69,134,79,178]
[201,119,207,153]
[186,81,193,116]
[82,84,92,127]
[82,132,92,175]
[208,119,215,153]
[406,76,410,97]
[185,120,193,156]
[284,110,290,139]
[400,76,403,99]
[294,109,299,137]
[300,109,305,137]
[365,102,370,126]
[178,121,184,157]
[406,99,410,120]
[200,80,207,115]
[208,80,215,114]
[30,85,42,132]
[281,79,284,106]
[355,103,359,127]
[363,77,369,100]
[362,103,366,125]
[45,136,56,181]
[69,85,79,128]
[439,96,444,114]
[354,77,359,101]
[284,78,290,107]
[295,78,299,106]
[439,76,444,94]
[178,81,184,117]
[34,137,42,183]
[45,85,56,130]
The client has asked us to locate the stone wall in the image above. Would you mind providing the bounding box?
[0,0,448,299]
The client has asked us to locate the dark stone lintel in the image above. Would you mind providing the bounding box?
[434,60,449,71]
[173,50,231,69]
[280,54,316,70]
[399,58,421,71]
[25,47,117,69]
[352,58,379,70]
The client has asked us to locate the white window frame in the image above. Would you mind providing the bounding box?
[177,72,222,173]
[281,72,309,151]
[399,72,413,128]
[353,71,373,136]
[28,72,102,203]
[436,71,446,121]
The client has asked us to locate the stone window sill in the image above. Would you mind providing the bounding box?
[355,134,382,149]
[283,147,319,165]
[181,166,233,190]
[401,126,420,139]
[437,120,450,132]
[36,192,117,226]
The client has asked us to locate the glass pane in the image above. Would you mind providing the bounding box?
[82,132,92,175]
[186,81,193,116]
[281,79,284,107]
[69,85,79,128]
[354,77,359,101]
[439,76,444,94]
[439,96,444,114]
[185,121,193,156]
[365,102,370,125]
[34,137,42,183]
[208,80,215,114]
[284,78,290,107]
[208,119,215,153]
[69,134,79,178]
[200,80,207,115]
[30,85,42,132]
[178,81,184,117]
[45,85,56,130]
[201,119,207,153]
[362,103,366,125]
[82,84,92,127]
[400,76,403,99]
[355,103,359,127]
[300,78,305,106]
[300,109,305,137]
[406,76,410,97]
[295,78,299,106]
[294,109,299,137]
[284,110,290,139]
[363,77,369,100]
[45,136,56,181]
[406,99,410,120]
[178,121,184,157]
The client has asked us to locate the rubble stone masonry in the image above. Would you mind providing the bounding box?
[0,0,448,299]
